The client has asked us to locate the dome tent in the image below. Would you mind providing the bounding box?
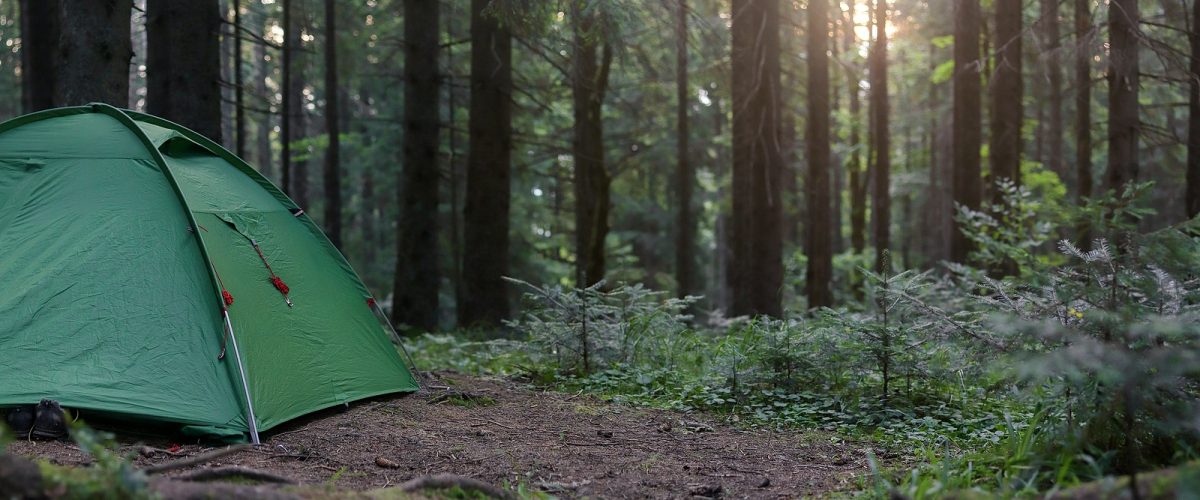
[0,104,418,443]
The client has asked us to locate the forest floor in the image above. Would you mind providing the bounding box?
[7,371,876,498]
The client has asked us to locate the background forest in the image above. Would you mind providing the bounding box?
[6,0,1200,496]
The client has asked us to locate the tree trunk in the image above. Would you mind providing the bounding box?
[572,6,613,288]
[322,0,342,248]
[806,0,833,308]
[20,0,59,112]
[287,2,308,206]
[1105,0,1138,193]
[255,7,273,179]
[392,0,440,332]
[1188,0,1200,219]
[675,0,696,300]
[282,0,294,196]
[870,0,890,273]
[730,0,783,317]
[234,0,246,159]
[461,0,512,327]
[1076,0,1093,215]
[847,1,865,256]
[57,0,132,107]
[1042,0,1064,180]
[990,0,1022,195]
[146,0,222,143]
[950,0,982,263]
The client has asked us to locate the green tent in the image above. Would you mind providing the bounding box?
[0,104,418,443]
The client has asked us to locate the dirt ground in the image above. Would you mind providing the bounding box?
[7,371,875,498]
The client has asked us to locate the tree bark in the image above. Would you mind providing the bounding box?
[1076,0,1093,202]
[255,7,273,180]
[281,0,294,196]
[287,2,308,206]
[730,0,783,317]
[461,0,513,327]
[234,0,246,159]
[1042,0,1064,180]
[1188,0,1200,218]
[57,0,131,107]
[392,0,440,332]
[847,1,866,257]
[807,0,833,307]
[1105,0,1139,193]
[870,0,890,273]
[146,0,222,143]
[951,0,982,263]
[990,0,1022,196]
[675,0,697,301]
[572,6,613,288]
[323,0,342,248]
[20,0,59,112]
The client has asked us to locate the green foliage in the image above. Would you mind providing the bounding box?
[954,178,1057,275]
[930,60,954,84]
[502,278,697,375]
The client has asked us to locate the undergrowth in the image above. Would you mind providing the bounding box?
[407,185,1200,498]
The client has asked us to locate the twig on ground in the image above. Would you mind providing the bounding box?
[143,445,250,474]
[176,466,297,485]
[398,473,514,499]
[469,418,515,430]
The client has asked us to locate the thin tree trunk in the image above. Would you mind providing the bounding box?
[847,0,865,256]
[392,0,440,332]
[731,0,783,317]
[806,0,833,307]
[675,0,696,300]
[713,94,731,313]
[951,0,982,263]
[287,3,308,206]
[57,0,132,107]
[1076,0,1093,217]
[831,8,845,256]
[870,0,890,273]
[991,0,1022,195]
[461,0,513,327]
[572,6,613,288]
[322,0,341,248]
[255,6,272,179]
[234,0,246,159]
[446,10,462,324]
[1189,0,1200,218]
[1105,0,1139,192]
[146,0,221,143]
[220,0,234,149]
[1043,0,1064,180]
[281,0,294,196]
[20,0,59,112]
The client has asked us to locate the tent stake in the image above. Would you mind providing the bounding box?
[223,310,261,444]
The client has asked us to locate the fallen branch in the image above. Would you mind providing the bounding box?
[175,466,297,485]
[398,473,513,499]
[143,444,249,474]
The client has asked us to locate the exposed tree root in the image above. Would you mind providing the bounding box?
[398,473,513,499]
[175,466,298,485]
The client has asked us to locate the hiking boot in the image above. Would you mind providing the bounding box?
[31,399,67,440]
[4,405,34,437]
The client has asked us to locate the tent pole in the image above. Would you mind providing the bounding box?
[370,301,423,390]
[223,310,261,444]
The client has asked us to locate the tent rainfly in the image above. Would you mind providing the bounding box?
[0,104,418,443]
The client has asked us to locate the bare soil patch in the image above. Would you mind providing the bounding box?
[7,371,872,498]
